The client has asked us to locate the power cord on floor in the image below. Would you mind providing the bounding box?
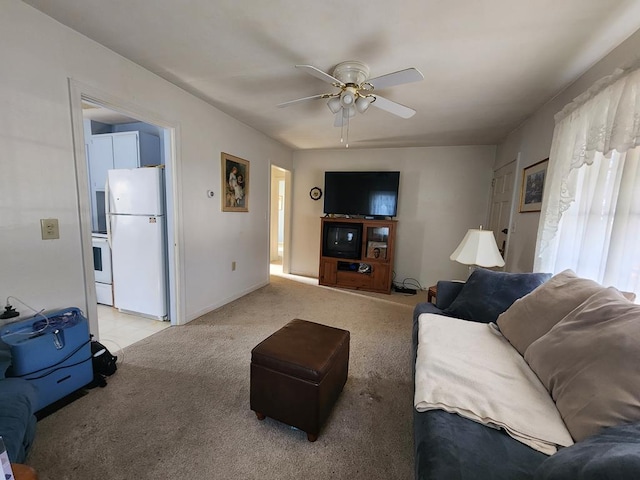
[391,273,423,295]
[96,338,125,365]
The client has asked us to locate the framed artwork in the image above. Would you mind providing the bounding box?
[221,152,249,212]
[519,158,549,213]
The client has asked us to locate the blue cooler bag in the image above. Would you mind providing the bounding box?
[1,307,93,411]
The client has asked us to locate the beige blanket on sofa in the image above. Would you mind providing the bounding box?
[414,313,574,455]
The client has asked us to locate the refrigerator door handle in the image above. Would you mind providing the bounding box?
[105,177,112,249]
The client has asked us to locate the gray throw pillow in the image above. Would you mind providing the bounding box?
[497,269,605,356]
[525,287,640,442]
[442,268,551,324]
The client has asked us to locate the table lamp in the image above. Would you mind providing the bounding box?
[450,226,505,276]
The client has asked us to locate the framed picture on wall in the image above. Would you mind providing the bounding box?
[221,152,249,212]
[519,158,548,213]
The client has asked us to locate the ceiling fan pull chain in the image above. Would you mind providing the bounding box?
[338,108,351,148]
[345,110,350,148]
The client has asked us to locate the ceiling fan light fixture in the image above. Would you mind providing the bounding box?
[327,96,341,114]
[355,96,372,113]
[278,60,424,148]
[340,90,355,108]
[332,61,370,85]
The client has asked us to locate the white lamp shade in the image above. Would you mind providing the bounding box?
[450,229,505,267]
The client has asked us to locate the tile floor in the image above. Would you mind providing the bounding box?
[97,304,170,354]
[98,267,286,355]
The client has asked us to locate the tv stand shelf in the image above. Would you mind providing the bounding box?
[319,217,396,294]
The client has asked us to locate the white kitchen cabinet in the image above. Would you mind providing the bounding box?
[88,135,116,193]
[112,132,139,169]
[87,131,161,231]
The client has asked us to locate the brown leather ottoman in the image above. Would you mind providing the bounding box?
[250,319,350,442]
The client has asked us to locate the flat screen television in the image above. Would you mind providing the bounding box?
[322,222,363,259]
[323,171,400,218]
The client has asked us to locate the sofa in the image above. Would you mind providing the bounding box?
[412,268,640,480]
[0,341,38,464]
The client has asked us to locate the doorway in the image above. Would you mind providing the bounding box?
[83,101,172,349]
[270,165,291,276]
[488,158,518,266]
[69,81,179,352]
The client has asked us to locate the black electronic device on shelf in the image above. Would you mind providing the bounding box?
[322,222,363,259]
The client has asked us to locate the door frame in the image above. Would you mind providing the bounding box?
[488,154,520,267]
[269,164,292,274]
[68,79,185,334]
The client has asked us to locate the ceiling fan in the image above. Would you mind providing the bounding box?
[277,61,424,132]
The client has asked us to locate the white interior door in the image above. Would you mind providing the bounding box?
[489,160,517,261]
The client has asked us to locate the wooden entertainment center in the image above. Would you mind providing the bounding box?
[318,217,396,294]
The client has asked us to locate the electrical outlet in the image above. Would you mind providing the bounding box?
[40,218,60,240]
[232,261,236,271]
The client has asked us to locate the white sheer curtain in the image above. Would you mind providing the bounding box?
[534,66,640,298]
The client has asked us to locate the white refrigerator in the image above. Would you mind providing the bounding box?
[106,167,167,320]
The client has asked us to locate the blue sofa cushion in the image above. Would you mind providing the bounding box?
[434,280,465,310]
[0,378,38,463]
[415,409,547,480]
[442,268,551,323]
[0,337,11,379]
[534,422,640,479]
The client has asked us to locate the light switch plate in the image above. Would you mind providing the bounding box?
[40,218,60,240]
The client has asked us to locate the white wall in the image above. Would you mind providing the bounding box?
[291,146,496,288]
[497,28,640,273]
[0,1,293,333]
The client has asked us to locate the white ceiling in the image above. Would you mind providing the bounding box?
[24,0,640,150]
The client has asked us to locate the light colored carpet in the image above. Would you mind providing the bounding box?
[27,275,415,480]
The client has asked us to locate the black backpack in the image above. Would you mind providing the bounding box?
[87,339,118,388]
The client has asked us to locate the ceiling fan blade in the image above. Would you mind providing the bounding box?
[295,65,344,86]
[367,67,424,90]
[370,95,416,119]
[277,93,331,108]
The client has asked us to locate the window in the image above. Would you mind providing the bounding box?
[535,67,640,299]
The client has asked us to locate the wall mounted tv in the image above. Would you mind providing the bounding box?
[323,171,400,218]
